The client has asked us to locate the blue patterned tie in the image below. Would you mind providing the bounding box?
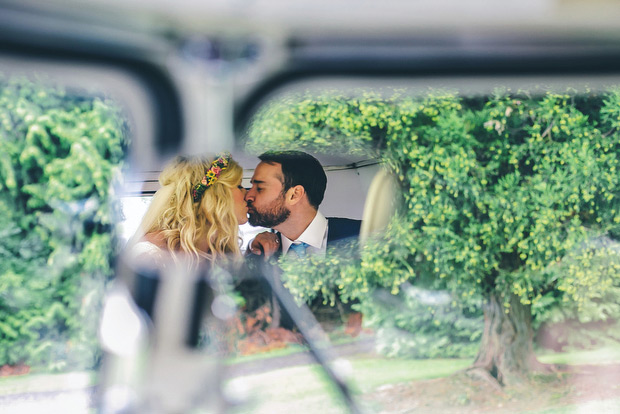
[289,242,309,257]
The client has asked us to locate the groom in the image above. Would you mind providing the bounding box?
[242,150,361,329]
[244,150,361,258]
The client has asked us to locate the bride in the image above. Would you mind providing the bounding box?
[127,152,248,268]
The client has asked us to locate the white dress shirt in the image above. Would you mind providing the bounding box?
[280,211,328,256]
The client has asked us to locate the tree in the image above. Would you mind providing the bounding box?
[246,88,620,385]
[0,75,128,370]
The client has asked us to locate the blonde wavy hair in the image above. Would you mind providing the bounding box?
[134,154,243,266]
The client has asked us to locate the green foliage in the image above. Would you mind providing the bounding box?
[358,285,482,358]
[278,239,362,306]
[533,237,620,349]
[246,92,387,157]
[0,75,128,370]
[246,87,620,356]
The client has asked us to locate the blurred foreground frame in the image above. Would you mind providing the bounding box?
[98,250,364,414]
[3,1,620,412]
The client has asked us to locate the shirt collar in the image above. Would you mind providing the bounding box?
[281,211,328,254]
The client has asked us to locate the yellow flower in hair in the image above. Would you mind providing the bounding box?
[192,152,231,202]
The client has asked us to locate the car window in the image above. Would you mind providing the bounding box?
[226,81,620,414]
[0,61,151,413]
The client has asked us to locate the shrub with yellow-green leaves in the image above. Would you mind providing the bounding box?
[247,87,620,358]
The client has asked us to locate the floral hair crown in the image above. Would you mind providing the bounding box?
[192,152,231,202]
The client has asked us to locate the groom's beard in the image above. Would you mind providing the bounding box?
[247,193,291,228]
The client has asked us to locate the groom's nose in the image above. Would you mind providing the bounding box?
[244,189,254,202]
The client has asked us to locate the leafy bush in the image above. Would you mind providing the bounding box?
[359,284,482,358]
[0,75,128,371]
[533,237,620,350]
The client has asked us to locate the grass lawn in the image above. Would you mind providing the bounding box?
[225,344,620,414]
[0,371,96,396]
[532,398,620,414]
[2,344,619,414]
[537,345,620,365]
[226,355,472,414]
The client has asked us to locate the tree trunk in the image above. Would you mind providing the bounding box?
[471,292,552,386]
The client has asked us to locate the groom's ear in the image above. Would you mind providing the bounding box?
[286,185,306,206]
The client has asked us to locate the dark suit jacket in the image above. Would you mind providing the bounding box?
[326,217,361,245]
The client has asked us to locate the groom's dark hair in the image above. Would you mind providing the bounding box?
[259,151,327,209]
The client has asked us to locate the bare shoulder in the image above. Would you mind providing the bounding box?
[127,234,168,266]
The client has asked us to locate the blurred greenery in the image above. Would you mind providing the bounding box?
[0,75,128,371]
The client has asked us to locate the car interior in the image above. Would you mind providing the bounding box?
[2,1,620,414]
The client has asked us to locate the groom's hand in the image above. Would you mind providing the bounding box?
[249,232,280,258]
